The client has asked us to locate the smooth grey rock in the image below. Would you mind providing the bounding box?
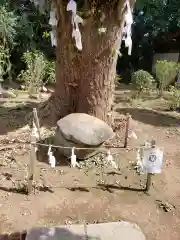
[57,113,114,146]
[25,222,146,240]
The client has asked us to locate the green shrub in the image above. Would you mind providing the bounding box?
[169,85,180,110]
[17,50,46,96]
[0,5,17,45]
[45,60,55,84]
[131,70,155,97]
[155,60,180,96]
[0,45,10,82]
[0,5,17,83]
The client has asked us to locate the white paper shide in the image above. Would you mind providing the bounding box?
[122,0,133,55]
[49,6,58,46]
[67,0,83,50]
[142,148,163,173]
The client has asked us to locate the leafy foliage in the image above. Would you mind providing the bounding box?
[17,50,46,95]
[0,5,17,45]
[131,70,155,96]
[45,60,55,84]
[0,45,10,82]
[0,4,18,83]
[169,85,180,110]
[155,60,180,95]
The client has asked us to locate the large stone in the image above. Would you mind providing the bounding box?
[55,113,114,159]
[57,113,114,145]
[25,222,146,240]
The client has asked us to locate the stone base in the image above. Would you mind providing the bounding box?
[55,129,101,160]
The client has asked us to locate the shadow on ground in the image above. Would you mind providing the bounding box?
[116,107,180,127]
[0,182,145,196]
[0,101,38,135]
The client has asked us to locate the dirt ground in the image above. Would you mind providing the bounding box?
[0,85,180,240]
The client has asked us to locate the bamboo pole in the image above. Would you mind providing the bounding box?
[28,134,36,194]
[145,139,156,192]
[33,108,41,140]
[124,114,131,148]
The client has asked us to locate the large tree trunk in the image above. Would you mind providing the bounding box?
[49,0,133,124]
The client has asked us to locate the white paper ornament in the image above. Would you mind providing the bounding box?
[136,148,143,170]
[107,150,118,169]
[67,0,83,50]
[67,0,77,13]
[122,0,133,55]
[74,14,83,24]
[128,130,137,140]
[72,28,82,50]
[49,10,57,26]
[71,147,79,168]
[47,145,56,168]
[50,29,57,46]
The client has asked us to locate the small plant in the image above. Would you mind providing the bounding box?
[45,60,55,84]
[131,70,155,97]
[17,50,46,96]
[169,85,180,110]
[155,60,180,96]
[0,5,17,83]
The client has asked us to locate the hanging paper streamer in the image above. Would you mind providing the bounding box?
[71,147,80,168]
[107,149,118,169]
[128,130,138,140]
[67,0,83,50]
[122,0,133,55]
[50,29,57,47]
[136,148,143,170]
[49,5,57,47]
[47,145,56,168]
[49,10,57,26]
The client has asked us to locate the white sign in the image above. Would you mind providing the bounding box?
[142,148,163,174]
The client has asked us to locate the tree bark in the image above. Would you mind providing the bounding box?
[50,0,132,124]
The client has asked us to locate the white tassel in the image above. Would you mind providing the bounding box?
[50,29,57,46]
[48,145,56,168]
[107,149,118,169]
[136,148,143,171]
[67,0,77,13]
[67,0,83,51]
[123,0,133,55]
[73,14,83,24]
[71,147,79,168]
[49,10,57,26]
[72,26,82,50]
[128,130,137,140]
